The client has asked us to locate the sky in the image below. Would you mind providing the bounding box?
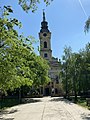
[0,0,90,59]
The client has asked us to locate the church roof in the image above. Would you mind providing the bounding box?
[40,11,50,33]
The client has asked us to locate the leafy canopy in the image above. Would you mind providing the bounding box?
[18,0,53,12]
[0,6,50,93]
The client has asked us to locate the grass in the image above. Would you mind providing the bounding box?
[67,96,90,110]
[77,98,90,110]
[77,98,87,108]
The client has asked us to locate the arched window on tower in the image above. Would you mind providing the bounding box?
[44,53,48,58]
[44,41,47,48]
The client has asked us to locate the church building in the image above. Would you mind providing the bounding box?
[38,11,62,96]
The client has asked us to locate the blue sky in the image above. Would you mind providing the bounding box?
[1,0,90,59]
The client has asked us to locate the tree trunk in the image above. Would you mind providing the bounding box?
[18,88,21,104]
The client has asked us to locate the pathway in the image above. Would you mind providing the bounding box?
[0,97,90,120]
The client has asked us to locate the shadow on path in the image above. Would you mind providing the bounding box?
[0,118,14,120]
[50,97,73,105]
[81,113,90,120]
[0,109,18,115]
[50,97,63,102]
[22,98,42,104]
[50,97,90,120]
[0,98,42,120]
[0,109,18,120]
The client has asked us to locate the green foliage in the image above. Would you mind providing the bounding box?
[61,46,72,96]
[60,43,90,99]
[18,0,53,12]
[85,17,90,33]
[0,6,50,93]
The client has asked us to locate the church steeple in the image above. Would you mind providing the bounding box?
[39,11,52,60]
[43,10,45,21]
[40,11,50,33]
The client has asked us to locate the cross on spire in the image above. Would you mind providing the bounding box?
[43,9,45,21]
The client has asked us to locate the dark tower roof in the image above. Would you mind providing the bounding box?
[40,11,50,33]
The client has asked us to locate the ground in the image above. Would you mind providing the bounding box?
[0,97,90,120]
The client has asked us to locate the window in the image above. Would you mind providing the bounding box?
[44,53,48,57]
[43,33,47,37]
[44,41,47,48]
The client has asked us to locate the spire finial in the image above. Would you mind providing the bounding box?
[43,9,45,21]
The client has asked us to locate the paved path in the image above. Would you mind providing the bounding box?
[1,97,90,120]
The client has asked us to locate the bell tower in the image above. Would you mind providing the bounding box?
[39,11,52,60]
[38,10,62,96]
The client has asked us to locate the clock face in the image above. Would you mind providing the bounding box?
[43,33,47,37]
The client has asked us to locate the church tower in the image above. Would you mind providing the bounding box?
[39,11,62,96]
[39,11,52,60]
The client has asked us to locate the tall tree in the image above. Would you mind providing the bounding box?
[61,43,90,101]
[79,43,90,93]
[85,17,90,33]
[0,6,50,93]
[61,46,72,98]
